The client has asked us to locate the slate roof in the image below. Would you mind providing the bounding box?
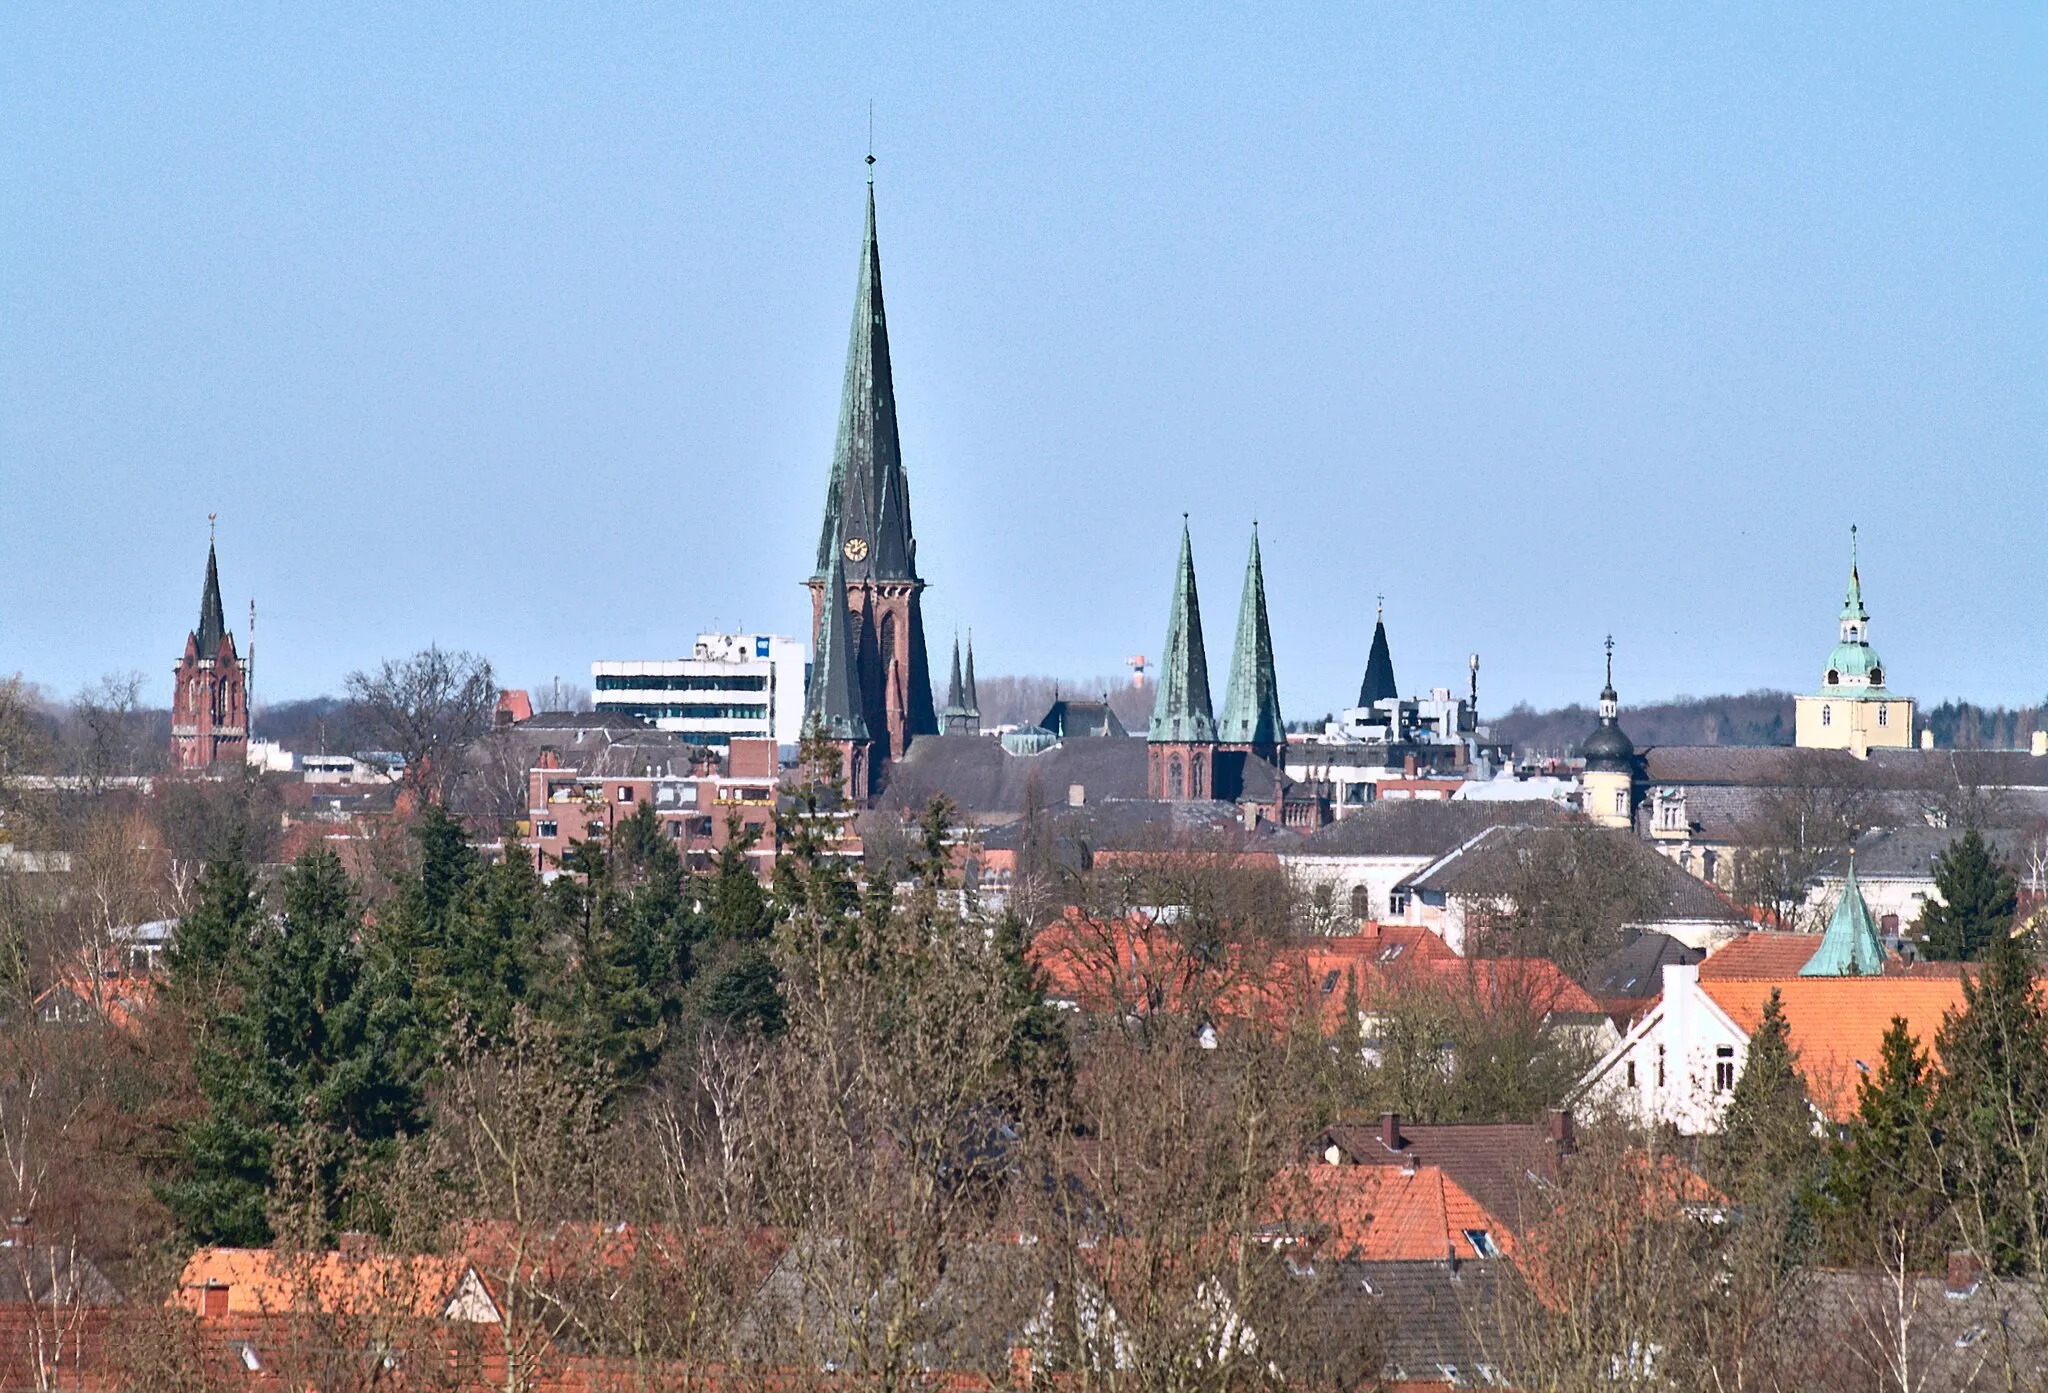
[1396,826,1742,927]
[878,734,1149,817]
[1769,1267,2047,1393]
[1582,931,1704,1010]
[1642,744,2048,792]
[1827,825,2026,878]
[0,1246,123,1306]
[1039,699,1126,739]
[1289,800,1560,858]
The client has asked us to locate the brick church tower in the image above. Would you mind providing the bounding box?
[805,180,938,791]
[170,535,249,770]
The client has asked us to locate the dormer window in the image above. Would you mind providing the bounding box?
[1826,669,1840,685]
[1870,667,1883,686]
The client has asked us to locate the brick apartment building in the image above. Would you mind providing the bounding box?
[524,735,782,877]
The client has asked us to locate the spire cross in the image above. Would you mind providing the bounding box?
[1604,634,1615,687]
[1376,593,1384,622]
[208,512,217,542]
[867,102,876,179]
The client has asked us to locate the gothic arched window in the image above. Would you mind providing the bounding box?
[1191,758,1204,798]
[1168,756,1184,799]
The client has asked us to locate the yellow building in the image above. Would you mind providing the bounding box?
[1794,528,1914,756]
[1582,638,1637,829]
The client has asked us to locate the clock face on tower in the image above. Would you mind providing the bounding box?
[842,537,869,563]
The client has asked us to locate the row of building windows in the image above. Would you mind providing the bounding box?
[1624,1043,1737,1093]
[1819,703,1893,727]
[594,674,768,692]
[596,702,770,722]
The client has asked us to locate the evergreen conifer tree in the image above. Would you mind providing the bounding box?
[161,849,425,1244]
[1824,1016,1942,1263]
[166,833,263,1009]
[1920,828,2019,961]
[1934,930,2048,1270]
[1713,989,1821,1203]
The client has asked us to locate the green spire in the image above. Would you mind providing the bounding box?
[1841,524,1868,623]
[813,183,916,584]
[1217,524,1283,749]
[806,538,869,743]
[962,634,977,715]
[1802,852,1886,977]
[1148,521,1216,743]
[944,633,965,713]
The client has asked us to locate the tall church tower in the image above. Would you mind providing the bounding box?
[170,533,249,771]
[1794,527,1914,755]
[1216,523,1284,766]
[806,180,938,785]
[1147,521,1218,801]
[1580,638,1637,829]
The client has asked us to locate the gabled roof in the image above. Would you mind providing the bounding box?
[1217,525,1283,747]
[1699,932,1823,980]
[1147,522,1216,743]
[1288,799,1560,858]
[1699,976,1969,1121]
[813,183,917,584]
[1039,699,1127,739]
[1312,1118,1563,1239]
[0,1245,122,1306]
[1265,1162,1505,1262]
[1582,931,1704,1009]
[173,1247,481,1321]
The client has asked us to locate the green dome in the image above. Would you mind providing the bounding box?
[1822,640,1888,693]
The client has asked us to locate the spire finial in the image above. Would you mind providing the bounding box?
[208,512,217,543]
[1604,634,1615,688]
[1850,522,1859,572]
[866,102,876,181]
[1376,593,1384,623]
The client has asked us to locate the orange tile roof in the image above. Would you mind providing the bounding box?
[1700,977,1969,1122]
[1697,932,1819,980]
[172,1247,471,1320]
[1264,1162,1507,1262]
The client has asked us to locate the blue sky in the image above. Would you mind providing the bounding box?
[2,4,2042,716]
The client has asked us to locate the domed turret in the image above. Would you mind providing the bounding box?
[1582,638,1637,828]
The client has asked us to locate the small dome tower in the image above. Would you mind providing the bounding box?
[1582,637,1636,829]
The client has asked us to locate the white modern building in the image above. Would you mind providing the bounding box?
[593,633,807,748]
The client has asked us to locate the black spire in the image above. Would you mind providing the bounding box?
[813,184,917,584]
[196,541,229,656]
[1357,601,1397,706]
[962,634,978,717]
[945,634,965,712]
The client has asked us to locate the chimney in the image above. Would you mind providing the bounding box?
[1009,1344,1034,1389]
[338,1231,375,1259]
[1068,783,1086,808]
[1921,728,1935,751]
[1548,1108,1575,1155]
[3,1214,31,1248]
[2033,731,2047,758]
[1379,1111,1403,1152]
[1403,754,1418,777]
[1947,1251,1983,1295]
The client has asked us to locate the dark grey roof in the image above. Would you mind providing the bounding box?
[1767,1267,2046,1392]
[1643,744,2048,791]
[1866,747,2048,789]
[1278,1259,1504,1389]
[1290,800,1560,859]
[980,798,1292,858]
[878,734,1150,817]
[0,1246,123,1305]
[1581,717,1635,774]
[1401,825,1741,925]
[1640,746,1835,784]
[1039,699,1127,740]
[1827,825,2026,880]
[1582,931,1704,1002]
[514,710,659,733]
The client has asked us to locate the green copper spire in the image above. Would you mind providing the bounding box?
[813,183,917,584]
[962,634,978,716]
[1148,521,1217,743]
[1801,853,1885,977]
[1841,525,1868,623]
[806,537,869,743]
[944,634,965,714]
[1217,524,1283,749]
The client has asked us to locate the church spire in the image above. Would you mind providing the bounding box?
[1148,520,1216,743]
[196,539,229,657]
[1217,524,1283,754]
[1802,851,1886,977]
[806,541,869,744]
[962,634,978,716]
[813,183,916,584]
[945,634,965,713]
[1357,600,1397,706]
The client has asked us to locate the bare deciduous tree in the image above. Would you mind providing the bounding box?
[345,647,498,805]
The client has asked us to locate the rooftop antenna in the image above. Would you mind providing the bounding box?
[1468,652,1479,711]
[867,102,876,181]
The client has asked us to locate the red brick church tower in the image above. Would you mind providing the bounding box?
[805,179,938,792]
[170,532,249,770]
